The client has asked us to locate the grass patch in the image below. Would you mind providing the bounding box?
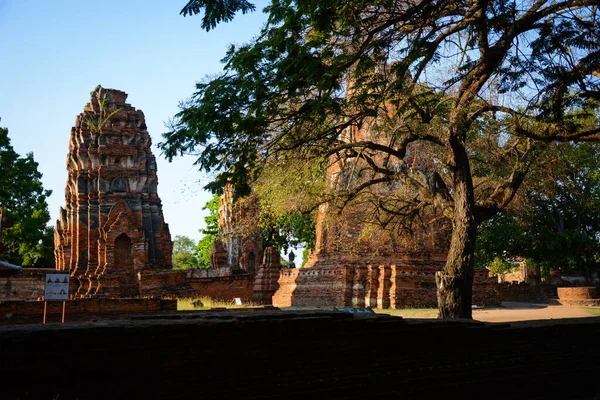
[583,307,600,316]
[374,308,438,318]
[177,297,254,311]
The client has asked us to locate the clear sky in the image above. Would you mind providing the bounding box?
[0,0,269,242]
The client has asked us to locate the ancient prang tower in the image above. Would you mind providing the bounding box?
[54,86,174,297]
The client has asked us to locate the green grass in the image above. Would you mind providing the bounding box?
[583,307,600,316]
[374,308,439,318]
[177,297,254,311]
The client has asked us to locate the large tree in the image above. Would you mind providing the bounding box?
[162,1,600,318]
[0,125,54,267]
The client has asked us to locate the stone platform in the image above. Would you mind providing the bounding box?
[1,311,600,399]
[273,265,500,308]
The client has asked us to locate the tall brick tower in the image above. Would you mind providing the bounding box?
[54,86,173,297]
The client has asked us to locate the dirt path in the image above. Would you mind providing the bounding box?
[473,302,594,323]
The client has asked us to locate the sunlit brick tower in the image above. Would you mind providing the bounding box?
[272,74,499,308]
[54,86,174,297]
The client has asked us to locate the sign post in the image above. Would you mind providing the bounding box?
[43,272,70,324]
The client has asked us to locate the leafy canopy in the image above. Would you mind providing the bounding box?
[162,0,600,317]
[476,142,600,278]
[172,235,200,270]
[0,125,54,267]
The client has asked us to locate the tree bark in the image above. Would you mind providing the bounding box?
[437,132,477,319]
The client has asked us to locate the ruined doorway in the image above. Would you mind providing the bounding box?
[247,252,256,274]
[114,233,139,297]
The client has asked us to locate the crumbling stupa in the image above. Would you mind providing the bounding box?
[54,86,174,297]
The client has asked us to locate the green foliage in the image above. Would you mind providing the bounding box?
[180,0,256,31]
[261,210,315,254]
[172,235,199,270]
[487,257,517,277]
[0,125,53,267]
[162,1,600,316]
[200,194,220,236]
[83,86,119,134]
[476,143,600,278]
[475,213,524,269]
[194,194,220,268]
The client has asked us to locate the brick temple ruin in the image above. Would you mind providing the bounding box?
[212,111,499,308]
[2,86,497,307]
[54,86,185,298]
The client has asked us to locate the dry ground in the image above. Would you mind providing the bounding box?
[473,301,597,323]
[371,301,599,322]
[282,302,600,322]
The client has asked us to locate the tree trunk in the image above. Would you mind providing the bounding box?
[437,133,477,319]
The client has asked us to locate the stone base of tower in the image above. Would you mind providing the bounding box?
[272,264,500,309]
[69,269,192,299]
[252,247,282,305]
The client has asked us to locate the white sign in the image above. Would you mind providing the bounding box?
[44,272,70,301]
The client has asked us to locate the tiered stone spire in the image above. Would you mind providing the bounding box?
[54,86,173,297]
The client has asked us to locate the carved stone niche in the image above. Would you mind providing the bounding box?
[210,239,227,269]
[96,200,147,297]
[239,238,263,274]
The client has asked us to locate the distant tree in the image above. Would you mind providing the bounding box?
[162,1,600,318]
[477,142,600,281]
[194,194,220,268]
[0,124,54,267]
[172,235,199,270]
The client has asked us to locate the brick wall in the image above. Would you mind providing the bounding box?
[0,298,176,325]
[497,283,558,302]
[273,266,354,307]
[0,268,53,300]
[188,275,254,302]
[273,265,500,308]
[1,313,600,399]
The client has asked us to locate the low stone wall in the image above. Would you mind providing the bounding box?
[0,268,53,300]
[497,283,558,303]
[273,265,500,308]
[186,268,233,278]
[0,298,177,325]
[139,270,192,297]
[188,275,254,302]
[2,313,600,399]
[558,286,598,299]
[273,266,353,307]
[557,286,600,306]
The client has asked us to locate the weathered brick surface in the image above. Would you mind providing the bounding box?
[54,86,185,298]
[188,275,254,302]
[274,264,499,308]
[1,313,600,399]
[214,184,263,272]
[273,266,354,307]
[253,247,282,304]
[556,286,600,306]
[557,286,598,300]
[0,298,176,325]
[0,268,50,300]
[498,283,559,302]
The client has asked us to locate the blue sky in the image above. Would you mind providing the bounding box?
[0,0,269,241]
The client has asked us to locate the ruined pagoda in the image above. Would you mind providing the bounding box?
[54,86,174,297]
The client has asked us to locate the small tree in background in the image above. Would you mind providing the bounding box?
[0,124,54,267]
[173,235,200,270]
[195,194,220,268]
